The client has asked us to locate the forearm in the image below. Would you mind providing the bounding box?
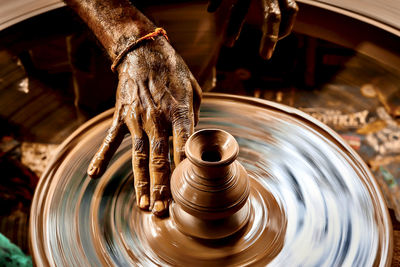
[65,0,155,60]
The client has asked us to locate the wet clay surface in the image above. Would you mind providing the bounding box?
[170,129,251,239]
[0,5,399,264]
[30,94,392,266]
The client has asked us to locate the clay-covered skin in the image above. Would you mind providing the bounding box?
[89,39,202,216]
[65,0,201,216]
[208,0,298,59]
[64,0,297,216]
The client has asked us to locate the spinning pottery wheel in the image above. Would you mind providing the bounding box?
[30,93,392,266]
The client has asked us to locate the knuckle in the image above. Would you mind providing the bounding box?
[172,105,191,125]
[133,138,146,153]
[135,180,149,189]
[268,10,281,23]
[132,138,148,167]
[152,185,169,196]
[105,125,120,144]
[173,104,190,116]
[150,156,170,172]
[133,153,148,168]
[103,135,113,146]
[264,35,279,43]
[152,156,169,166]
[134,180,149,195]
[151,139,168,155]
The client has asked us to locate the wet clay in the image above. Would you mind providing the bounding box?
[30,94,392,266]
[170,129,251,239]
[66,0,202,216]
[64,0,299,216]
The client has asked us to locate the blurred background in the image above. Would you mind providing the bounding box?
[0,0,399,265]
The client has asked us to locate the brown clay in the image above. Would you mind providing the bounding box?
[65,0,202,216]
[63,0,299,216]
[170,129,251,239]
[30,94,393,266]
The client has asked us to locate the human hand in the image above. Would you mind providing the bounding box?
[87,37,202,216]
[208,0,298,59]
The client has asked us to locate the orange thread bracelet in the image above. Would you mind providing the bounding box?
[111,27,169,72]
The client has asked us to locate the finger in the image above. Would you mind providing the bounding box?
[125,106,150,210]
[190,75,202,126]
[225,0,252,47]
[207,0,223,12]
[87,105,127,178]
[140,83,171,216]
[148,133,170,216]
[278,0,298,39]
[172,105,194,167]
[259,0,281,60]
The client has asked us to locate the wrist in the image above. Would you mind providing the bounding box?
[65,0,157,61]
[112,28,169,72]
[110,20,155,60]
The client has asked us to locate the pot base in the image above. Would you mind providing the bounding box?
[138,178,285,265]
[170,200,251,240]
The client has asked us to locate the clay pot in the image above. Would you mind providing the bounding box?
[30,94,392,266]
[170,129,251,239]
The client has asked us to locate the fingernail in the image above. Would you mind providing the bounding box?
[139,195,150,210]
[87,165,99,178]
[152,200,167,216]
[260,44,275,60]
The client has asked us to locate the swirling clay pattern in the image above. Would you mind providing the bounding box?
[30,93,392,266]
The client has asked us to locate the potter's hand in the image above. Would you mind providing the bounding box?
[87,37,202,216]
[208,0,298,59]
[65,0,201,216]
